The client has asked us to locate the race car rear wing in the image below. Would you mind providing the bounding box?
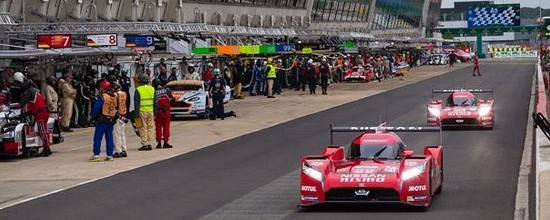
[432,89,493,93]
[329,124,442,146]
[432,88,493,99]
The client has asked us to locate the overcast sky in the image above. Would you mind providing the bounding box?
[441,0,550,9]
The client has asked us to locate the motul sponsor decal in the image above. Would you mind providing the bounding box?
[340,174,386,182]
[301,185,317,192]
[408,185,427,192]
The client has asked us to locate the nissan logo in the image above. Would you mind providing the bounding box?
[355,189,370,196]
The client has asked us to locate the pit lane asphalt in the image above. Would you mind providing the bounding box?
[0,61,534,220]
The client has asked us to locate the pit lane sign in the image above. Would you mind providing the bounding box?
[37,34,72,49]
[86,34,117,47]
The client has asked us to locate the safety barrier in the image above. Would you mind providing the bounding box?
[536,59,547,117]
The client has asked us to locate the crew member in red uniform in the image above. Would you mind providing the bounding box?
[11,78,52,156]
[154,84,173,149]
[472,53,481,76]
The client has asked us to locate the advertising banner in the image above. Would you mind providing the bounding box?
[467,4,520,28]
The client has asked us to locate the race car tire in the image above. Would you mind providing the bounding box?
[20,128,36,158]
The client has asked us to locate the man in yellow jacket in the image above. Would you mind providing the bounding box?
[134,74,156,151]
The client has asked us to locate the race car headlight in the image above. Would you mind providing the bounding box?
[186,97,201,102]
[428,107,440,117]
[478,106,491,116]
[302,163,323,182]
[2,130,15,139]
[401,164,425,181]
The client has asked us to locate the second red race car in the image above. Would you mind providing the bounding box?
[299,125,443,209]
[427,89,494,129]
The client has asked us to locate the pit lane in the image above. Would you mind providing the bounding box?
[0,61,534,220]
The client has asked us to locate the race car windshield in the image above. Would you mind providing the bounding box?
[168,84,203,91]
[348,143,399,160]
[447,96,475,106]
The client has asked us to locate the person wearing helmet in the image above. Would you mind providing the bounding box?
[134,74,156,151]
[306,59,318,95]
[153,83,173,149]
[251,59,265,96]
[9,71,25,103]
[90,81,118,161]
[264,58,277,98]
[208,68,227,120]
[10,77,52,157]
[184,64,201,80]
[60,73,76,132]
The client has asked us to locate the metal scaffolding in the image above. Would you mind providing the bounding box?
[0,22,299,36]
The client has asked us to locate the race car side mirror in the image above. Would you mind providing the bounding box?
[402,150,414,158]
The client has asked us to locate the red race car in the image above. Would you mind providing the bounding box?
[427,89,494,129]
[300,125,443,209]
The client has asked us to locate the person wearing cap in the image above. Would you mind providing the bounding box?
[265,58,276,98]
[202,63,215,83]
[90,81,118,161]
[251,59,265,96]
[184,64,201,80]
[60,73,76,132]
[134,74,156,151]
[10,77,52,157]
[153,83,173,149]
[208,68,227,120]
[112,82,129,158]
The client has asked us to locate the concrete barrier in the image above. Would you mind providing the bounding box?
[535,57,550,220]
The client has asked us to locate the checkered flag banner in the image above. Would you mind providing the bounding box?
[467,4,520,28]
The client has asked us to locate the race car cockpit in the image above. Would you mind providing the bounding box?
[446,94,476,107]
[348,142,404,160]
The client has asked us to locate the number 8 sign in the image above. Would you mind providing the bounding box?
[86,34,118,47]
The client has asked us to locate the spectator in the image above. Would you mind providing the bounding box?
[44,76,58,112]
[184,65,201,80]
[232,60,244,99]
[90,81,117,162]
[60,73,76,132]
[169,67,178,82]
[202,63,214,83]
